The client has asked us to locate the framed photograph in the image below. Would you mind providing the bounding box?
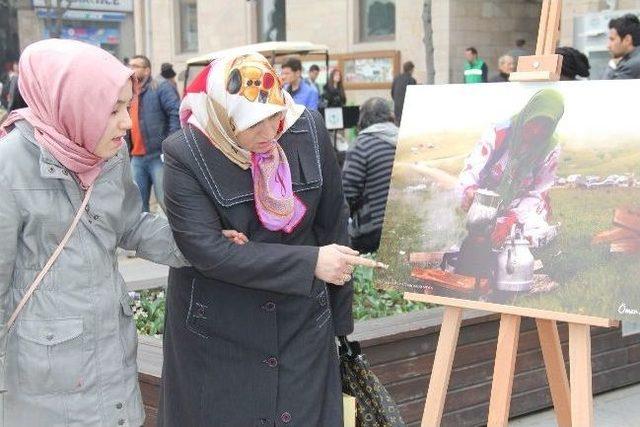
[376,80,640,321]
[340,51,400,90]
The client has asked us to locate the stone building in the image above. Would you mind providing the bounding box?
[15,0,136,60]
[9,0,640,103]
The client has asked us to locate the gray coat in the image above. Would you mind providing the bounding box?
[0,120,187,427]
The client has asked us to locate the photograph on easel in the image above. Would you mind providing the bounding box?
[376,80,640,321]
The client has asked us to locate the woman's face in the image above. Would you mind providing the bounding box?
[94,81,133,160]
[236,112,285,154]
[332,71,341,84]
[522,116,554,147]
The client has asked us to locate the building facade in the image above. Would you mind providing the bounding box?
[135,0,549,104]
[17,0,136,60]
[9,0,640,103]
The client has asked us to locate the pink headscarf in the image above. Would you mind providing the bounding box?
[180,53,306,233]
[0,39,133,188]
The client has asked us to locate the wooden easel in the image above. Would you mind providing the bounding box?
[404,1,619,426]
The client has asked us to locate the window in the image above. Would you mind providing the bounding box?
[257,0,286,42]
[178,0,198,53]
[359,0,395,42]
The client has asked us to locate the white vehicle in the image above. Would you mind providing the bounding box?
[184,41,330,92]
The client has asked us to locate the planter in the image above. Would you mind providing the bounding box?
[136,308,640,426]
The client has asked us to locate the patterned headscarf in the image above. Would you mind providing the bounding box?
[180,53,307,233]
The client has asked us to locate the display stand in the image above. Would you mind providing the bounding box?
[403,2,619,426]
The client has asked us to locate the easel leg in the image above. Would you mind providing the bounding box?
[487,314,521,427]
[536,319,571,427]
[421,306,463,427]
[569,323,593,426]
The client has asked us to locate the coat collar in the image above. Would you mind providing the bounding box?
[183,109,323,208]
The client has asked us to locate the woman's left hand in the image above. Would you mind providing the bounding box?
[222,229,249,245]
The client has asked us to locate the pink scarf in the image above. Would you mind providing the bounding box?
[0,39,133,188]
[180,53,307,233]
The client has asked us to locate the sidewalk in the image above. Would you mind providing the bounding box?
[118,254,168,291]
[510,383,640,426]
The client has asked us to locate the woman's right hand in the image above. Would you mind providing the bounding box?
[314,244,379,286]
[222,229,249,245]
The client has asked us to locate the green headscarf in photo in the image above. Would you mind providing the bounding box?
[495,89,565,207]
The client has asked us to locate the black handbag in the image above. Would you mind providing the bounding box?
[339,336,406,427]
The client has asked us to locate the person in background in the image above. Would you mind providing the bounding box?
[463,47,488,83]
[489,55,515,82]
[342,98,398,254]
[603,13,640,79]
[508,38,529,66]
[322,68,346,108]
[306,63,321,94]
[280,57,318,110]
[556,47,591,80]
[0,62,15,109]
[391,60,417,126]
[3,62,26,113]
[127,55,180,212]
[159,62,180,95]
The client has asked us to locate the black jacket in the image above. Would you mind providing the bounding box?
[391,72,417,124]
[322,83,346,108]
[158,109,352,427]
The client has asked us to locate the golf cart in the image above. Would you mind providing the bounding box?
[183,41,330,92]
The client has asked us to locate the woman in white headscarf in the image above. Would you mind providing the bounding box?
[159,53,378,426]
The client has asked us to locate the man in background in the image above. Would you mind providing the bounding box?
[281,57,318,110]
[489,55,515,82]
[391,60,417,126]
[603,14,640,79]
[306,64,321,94]
[128,55,180,212]
[508,38,529,66]
[463,47,488,84]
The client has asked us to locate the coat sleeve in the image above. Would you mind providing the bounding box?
[117,147,189,268]
[0,175,20,392]
[310,111,355,336]
[455,127,496,203]
[162,140,320,297]
[158,82,181,133]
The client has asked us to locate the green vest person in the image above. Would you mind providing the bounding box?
[464,47,488,83]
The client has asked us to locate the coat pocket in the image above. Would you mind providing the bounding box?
[185,279,211,339]
[16,317,84,395]
[119,293,138,368]
[314,285,332,330]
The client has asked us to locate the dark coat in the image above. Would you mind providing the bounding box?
[130,78,181,155]
[322,83,346,108]
[158,109,353,427]
[391,72,416,125]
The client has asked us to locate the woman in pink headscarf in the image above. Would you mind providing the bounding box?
[159,53,378,426]
[0,39,208,426]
